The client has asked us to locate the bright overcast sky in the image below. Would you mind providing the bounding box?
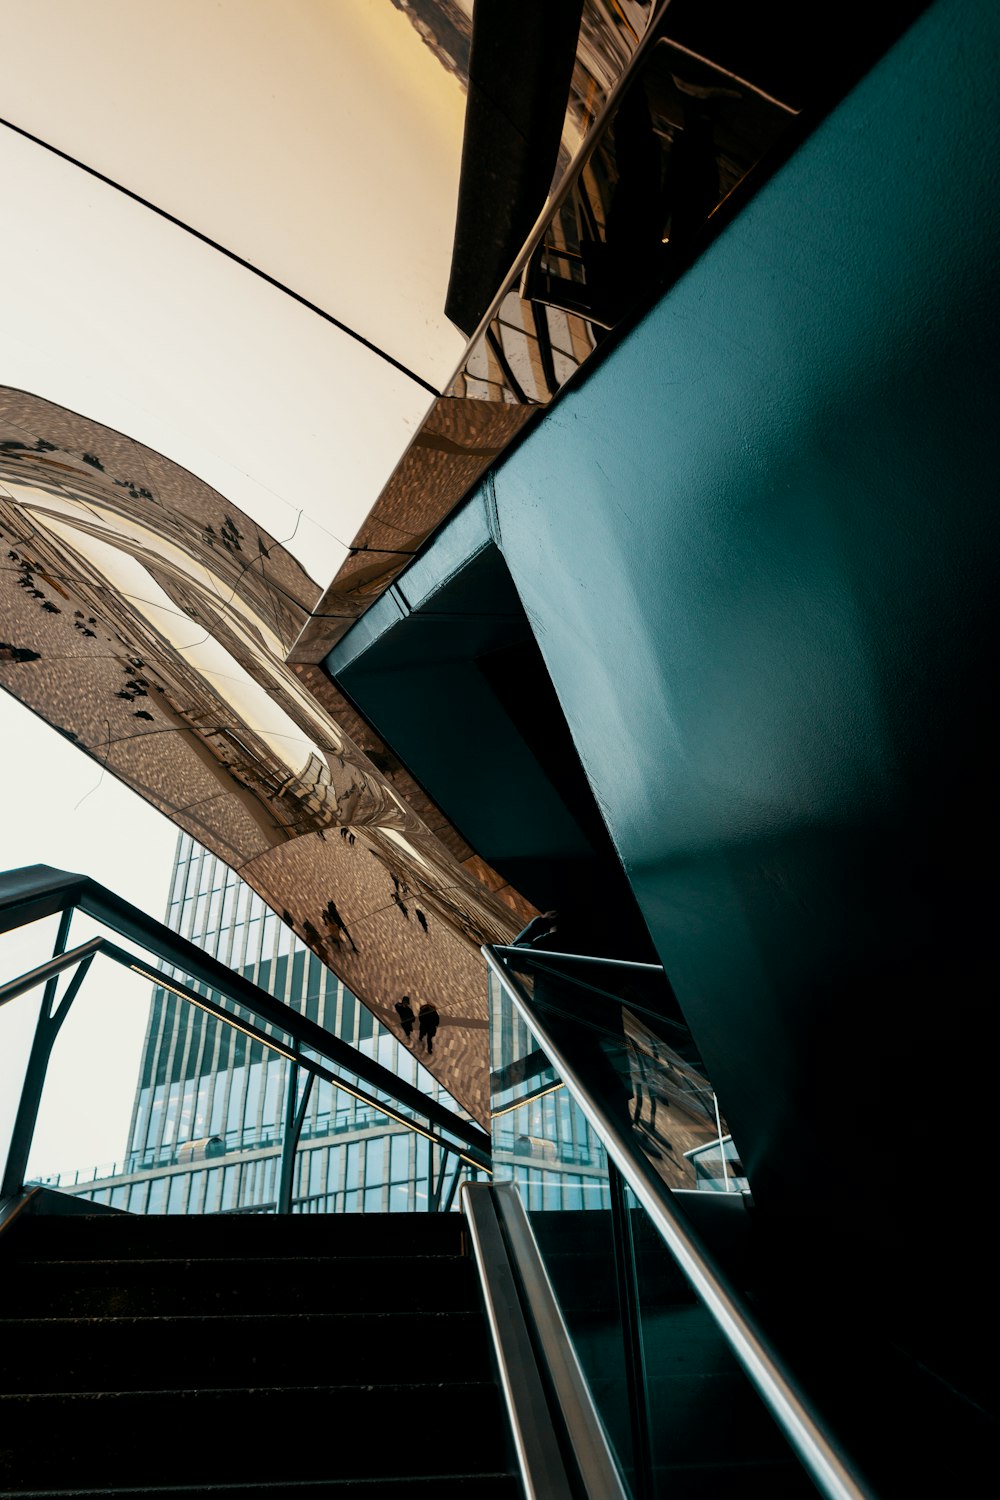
[0,687,178,1181]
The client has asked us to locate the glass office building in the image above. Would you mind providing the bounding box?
[37,835,477,1214]
[33,837,619,1216]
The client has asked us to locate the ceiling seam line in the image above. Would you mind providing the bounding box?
[0,114,442,399]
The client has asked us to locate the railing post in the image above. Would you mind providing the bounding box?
[1,908,73,1199]
[441,1155,463,1214]
[608,1160,654,1500]
[428,1146,451,1212]
[277,1054,300,1215]
[277,1053,314,1215]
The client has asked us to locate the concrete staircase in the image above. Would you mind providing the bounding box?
[0,1210,519,1498]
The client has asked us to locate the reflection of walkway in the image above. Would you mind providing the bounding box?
[622,1010,721,1190]
[0,395,515,1136]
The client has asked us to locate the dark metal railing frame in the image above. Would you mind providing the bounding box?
[0,864,491,1206]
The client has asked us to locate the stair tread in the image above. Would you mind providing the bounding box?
[0,1251,478,1317]
[0,1388,510,1487]
[5,1214,467,1259]
[0,1309,484,1325]
[0,1379,498,1400]
[6,1253,466,1267]
[7,1476,520,1499]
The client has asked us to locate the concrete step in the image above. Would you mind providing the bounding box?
[0,1383,509,1491]
[0,1254,478,1318]
[8,1477,520,1499]
[4,1212,467,1262]
[0,1311,493,1394]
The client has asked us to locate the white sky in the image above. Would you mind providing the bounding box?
[0,687,178,1182]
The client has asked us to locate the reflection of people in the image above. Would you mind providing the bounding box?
[512,910,558,948]
[418,1002,440,1055]
[394,995,415,1040]
[323,898,357,952]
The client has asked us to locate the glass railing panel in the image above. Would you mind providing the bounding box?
[492,948,743,1197]
[2,896,482,1217]
[623,1180,813,1497]
[146,909,487,1185]
[12,914,307,1215]
[297,1040,483,1171]
[487,949,762,1498]
[141,957,298,1053]
[488,966,639,1488]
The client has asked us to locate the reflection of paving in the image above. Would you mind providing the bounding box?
[622,1013,722,1191]
[244,831,492,1126]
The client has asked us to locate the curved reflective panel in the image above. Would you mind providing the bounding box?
[0,388,529,1126]
[288,397,534,660]
[291,1,800,658]
[446,16,800,407]
[293,1,923,669]
[0,0,667,671]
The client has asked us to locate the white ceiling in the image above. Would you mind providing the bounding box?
[0,0,473,586]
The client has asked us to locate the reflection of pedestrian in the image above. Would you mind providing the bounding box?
[418,1003,440,1055]
[323,897,357,952]
[512,910,558,948]
[395,995,415,1040]
[302,918,327,961]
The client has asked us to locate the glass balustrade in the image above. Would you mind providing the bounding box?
[485,945,813,1499]
[1,872,488,1218]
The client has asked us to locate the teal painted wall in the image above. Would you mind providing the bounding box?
[489,0,998,1352]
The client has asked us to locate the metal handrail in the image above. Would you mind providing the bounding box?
[0,865,489,1158]
[491,944,665,973]
[461,1183,577,1500]
[0,937,104,1009]
[0,865,492,1203]
[490,1181,629,1500]
[483,943,872,1500]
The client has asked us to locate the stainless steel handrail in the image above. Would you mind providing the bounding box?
[462,1183,576,1500]
[492,944,665,973]
[483,943,874,1500]
[491,1181,629,1500]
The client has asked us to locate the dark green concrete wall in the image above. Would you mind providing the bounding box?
[489,0,998,1347]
